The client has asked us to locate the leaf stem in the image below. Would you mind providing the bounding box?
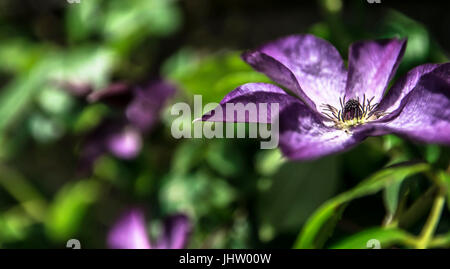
[415,189,446,249]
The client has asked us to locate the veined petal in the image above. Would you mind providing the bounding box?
[279,102,369,160]
[377,63,442,116]
[156,214,191,249]
[202,83,302,123]
[243,34,347,111]
[373,64,450,145]
[107,209,151,249]
[345,38,406,104]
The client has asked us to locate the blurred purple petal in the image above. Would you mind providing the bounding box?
[156,214,192,249]
[55,81,93,97]
[87,82,132,107]
[106,126,142,160]
[372,64,450,145]
[79,121,119,172]
[126,80,176,131]
[202,83,301,123]
[279,102,369,160]
[243,34,347,111]
[108,209,151,249]
[345,38,406,103]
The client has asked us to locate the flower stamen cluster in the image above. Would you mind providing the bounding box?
[321,94,386,131]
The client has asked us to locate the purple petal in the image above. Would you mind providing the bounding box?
[107,209,151,249]
[279,102,369,160]
[345,38,406,103]
[126,80,176,131]
[373,63,450,145]
[202,83,303,123]
[243,34,347,111]
[79,121,120,172]
[377,63,442,115]
[106,126,142,160]
[56,81,93,97]
[155,214,192,249]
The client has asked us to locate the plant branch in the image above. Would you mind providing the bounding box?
[415,189,446,249]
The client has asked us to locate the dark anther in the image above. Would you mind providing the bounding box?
[343,99,363,121]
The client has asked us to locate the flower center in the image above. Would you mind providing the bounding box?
[321,95,385,131]
[343,99,362,121]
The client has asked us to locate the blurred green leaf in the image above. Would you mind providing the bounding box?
[0,165,47,222]
[93,155,120,184]
[255,149,285,176]
[48,46,116,90]
[383,180,402,217]
[330,227,413,249]
[206,140,245,177]
[429,232,450,248]
[0,209,34,245]
[294,162,429,249]
[171,140,206,176]
[28,113,64,144]
[103,0,181,50]
[46,180,100,241]
[72,104,109,134]
[164,50,271,104]
[425,145,441,164]
[160,171,236,219]
[0,39,46,73]
[0,46,115,136]
[257,156,340,241]
[381,10,430,69]
[38,86,74,116]
[66,0,100,43]
[0,62,50,134]
[437,171,450,211]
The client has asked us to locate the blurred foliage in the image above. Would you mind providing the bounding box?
[163,50,271,104]
[0,0,448,249]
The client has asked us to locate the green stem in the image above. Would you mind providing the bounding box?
[398,186,437,229]
[415,190,446,249]
[428,233,450,248]
[0,164,47,221]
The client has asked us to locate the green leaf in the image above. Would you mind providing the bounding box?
[159,171,236,219]
[171,140,207,176]
[48,46,116,90]
[164,50,271,104]
[257,156,340,242]
[102,0,181,41]
[381,10,431,70]
[66,0,100,42]
[0,165,47,221]
[429,232,450,248]
[255,149,285,177]
[206,140,245,177]
[294,162,429,249]
[383,179,403,217]
[425,145,441,164]
[437,171,450,211]
[330,227,413,249]
[45,180,101,241]
[0,62,50,133]
[0,209,34,245]
[0,39,46,73]
[0,46,115,135]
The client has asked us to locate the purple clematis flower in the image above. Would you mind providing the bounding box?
[203,34,450,160]
[69,79,176,171]
[107,208,191,249]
